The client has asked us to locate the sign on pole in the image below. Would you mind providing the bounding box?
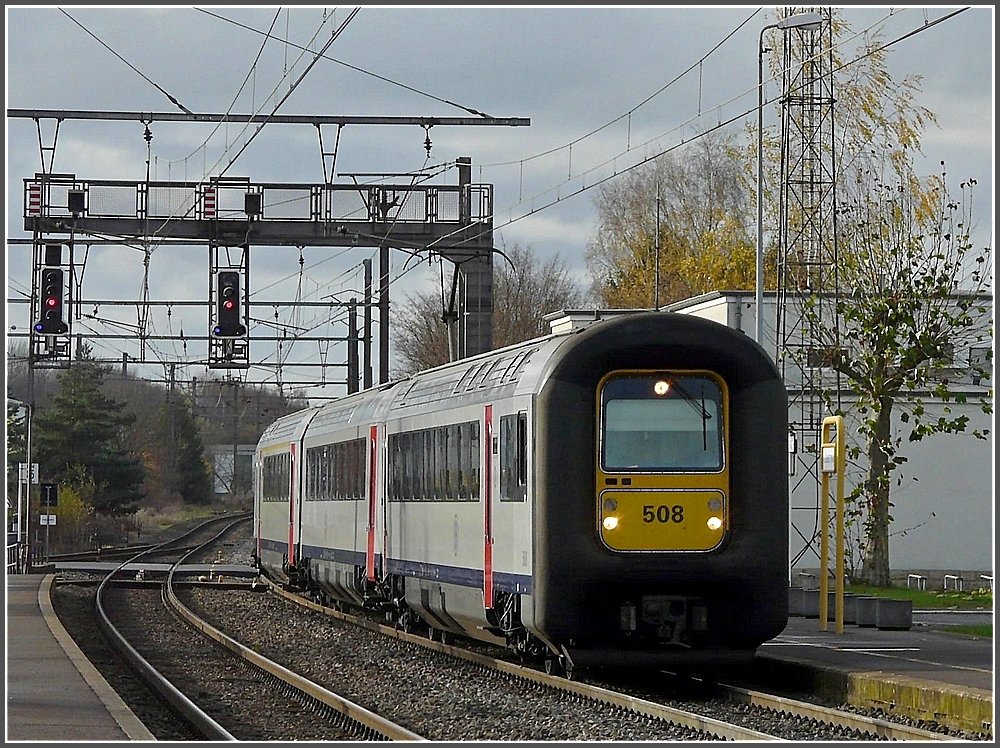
[39,514,57,526]
[41,482,58,507]
[18,463,39,483]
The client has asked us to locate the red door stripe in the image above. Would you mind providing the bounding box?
[288,444,297,565]
[483,405,494,608]
[366,425,378,581]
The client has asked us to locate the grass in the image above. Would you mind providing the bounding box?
[939,624,993,639]
[846,583,993,639]
[846,584,993,611]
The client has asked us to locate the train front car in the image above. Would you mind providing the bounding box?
[532,312,788,669]
[253,406,320,586]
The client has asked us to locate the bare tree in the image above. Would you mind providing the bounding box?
[392,243,586,377]
[806,161,992,586]
[586,129,754,309]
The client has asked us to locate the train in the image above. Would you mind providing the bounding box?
[253,310,789,673]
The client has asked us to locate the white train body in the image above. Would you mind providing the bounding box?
[254,312,789,669]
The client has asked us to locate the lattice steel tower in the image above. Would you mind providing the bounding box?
[773,7,843,570]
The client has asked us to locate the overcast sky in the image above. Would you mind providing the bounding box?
[5,5,994,401]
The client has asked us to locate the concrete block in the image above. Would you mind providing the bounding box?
[801,589,820,618]
[875,598,912,630]
[788,586,805,616]
[855,596,878,627]
[818,592,858,622]
[836,593,859,624]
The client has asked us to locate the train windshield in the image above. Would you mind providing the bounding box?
[601,374,724,472]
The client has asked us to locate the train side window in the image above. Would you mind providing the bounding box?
[500,415,513,500]
[517,412,527,490]
[404,432,412,501]
[388,434,400,502]
[458,422,469,499]
[417,430,428,501]
[328,446,335,499]
[355,438,365,500]
[444,425,456,499]
[499,414,527,502]
[469,421,481,500]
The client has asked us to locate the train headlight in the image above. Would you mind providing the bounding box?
[706,516,723,531]
[653,379,670,396]
[603,516,620,531]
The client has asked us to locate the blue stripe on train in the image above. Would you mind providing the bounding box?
[259,537,533,594]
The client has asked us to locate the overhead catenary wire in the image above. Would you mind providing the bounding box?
[479,7,764,169]
[59,9,194,115]
[158,9,284,170]
[122,9,356,258]
[18,7,975,396]
[196,7,497,119]
[423,7,969,257]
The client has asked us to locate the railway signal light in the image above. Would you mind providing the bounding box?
[214,271,246,337]
[34,268,68,335]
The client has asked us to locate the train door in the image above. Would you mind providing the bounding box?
[288,410,320,573]
[254,456,262,564]
[287,443,298,566]
[366,424,381,582]
[483,404,495,608]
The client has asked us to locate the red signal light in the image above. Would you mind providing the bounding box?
[214,270,245,337]
[35,267,67,335]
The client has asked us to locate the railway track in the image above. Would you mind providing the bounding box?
[254,581,964,741]
[91,514,420,740]
[59,519,979,740]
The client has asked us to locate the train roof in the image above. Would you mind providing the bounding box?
[255,310,778,449]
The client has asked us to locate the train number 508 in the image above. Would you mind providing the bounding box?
[642,504,684,523]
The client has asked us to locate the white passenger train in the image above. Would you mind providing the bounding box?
[254,310,789,672]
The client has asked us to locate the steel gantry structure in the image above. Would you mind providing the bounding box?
[12,108,530,390]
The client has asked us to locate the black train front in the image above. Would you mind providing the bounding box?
[529,311,788,669]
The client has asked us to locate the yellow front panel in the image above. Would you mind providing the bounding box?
[598,489,727,551]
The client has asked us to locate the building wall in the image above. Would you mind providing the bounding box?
[787,399,993,574]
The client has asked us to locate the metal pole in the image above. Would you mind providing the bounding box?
[16,466,23,571]
[755,24,772,346]
[363,259,372,390]
[819,415,846,633]
[654,182,660,310]
[25,362,35,571]
[819,449,830,632]
[348,299,359,394]
[378,244,390,384]
[231,380,238,495]
[834,416,846,634]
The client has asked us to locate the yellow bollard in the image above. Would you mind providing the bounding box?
[820,415,846,633]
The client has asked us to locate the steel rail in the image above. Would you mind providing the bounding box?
[94,517,249,740]
[715,680,962,741]
[266,581,778,742]
[166,557,425,740]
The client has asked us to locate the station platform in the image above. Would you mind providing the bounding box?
[49,560,259,577]
[6,574,155,741]
[751,613,994,735]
